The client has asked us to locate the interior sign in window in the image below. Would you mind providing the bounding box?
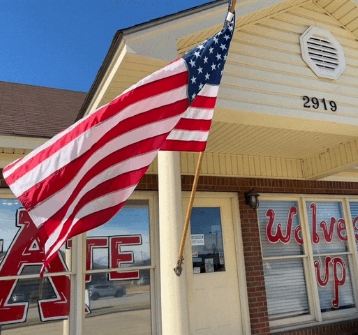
[190,208,226,274]
[191,234,205,246]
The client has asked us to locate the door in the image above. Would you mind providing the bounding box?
[183,193,244,335]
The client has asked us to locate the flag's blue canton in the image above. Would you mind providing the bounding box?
[182,19,235,103]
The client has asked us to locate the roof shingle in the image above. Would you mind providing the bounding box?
[0,81,86,138]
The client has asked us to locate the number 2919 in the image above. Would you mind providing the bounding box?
[303,96,337,112]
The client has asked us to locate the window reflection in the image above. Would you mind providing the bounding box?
[190,207,225,274]
[1,275,70,333]
[87,200,151,268]
[84,200,152,335]
[0,199,22,266]
[0,200,70,271]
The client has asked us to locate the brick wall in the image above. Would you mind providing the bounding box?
[2,169,358,334]
[0,169,7,188]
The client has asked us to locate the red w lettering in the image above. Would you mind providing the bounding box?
[319,217,336,243]
[266,206,297,244]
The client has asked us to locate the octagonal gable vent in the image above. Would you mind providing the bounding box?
[300,26,346,80]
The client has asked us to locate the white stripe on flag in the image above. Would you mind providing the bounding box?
[166,130,209,142]
[182,107,214,120]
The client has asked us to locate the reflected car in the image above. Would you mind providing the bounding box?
[136,274,150,286]
[10,292,26,303]
[87,284,126,300]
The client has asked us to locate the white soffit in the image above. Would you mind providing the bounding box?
[300,26,346,79]
[124,0,298,61]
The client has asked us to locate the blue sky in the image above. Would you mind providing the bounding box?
[1,0,213,93]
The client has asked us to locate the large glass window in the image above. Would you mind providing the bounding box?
[83,199,153,335]
[306,201,355,313]
[0,193,157,335]
[259,200,310,322]
[0,197,71,333]
[258,196,358,330]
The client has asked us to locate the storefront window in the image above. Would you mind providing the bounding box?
[0,193,157,335]
[349,201,358,252]
[258,200,310,321]
[258,196,358,329]
[0,198,71,331]
[306,201,354,313]
[84,200,153,335]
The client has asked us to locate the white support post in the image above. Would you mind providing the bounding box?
[158,151,190,335]
[69,234,85,335]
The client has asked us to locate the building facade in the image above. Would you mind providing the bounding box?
[2,0,358,334]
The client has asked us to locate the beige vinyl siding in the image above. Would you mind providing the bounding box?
[179,152,303,179]
[147,152,304,180]
[218,1,358,120]
[196,1,358,179]
[98,54,167,107]
[152,1,358,180]
[85,0,358,181]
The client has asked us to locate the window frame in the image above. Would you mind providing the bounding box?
[259,194,358,332]
[82,191,159,335]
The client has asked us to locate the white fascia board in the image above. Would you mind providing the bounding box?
[0,135,47,150]
[86,42,135,115]
[124,0,288,61]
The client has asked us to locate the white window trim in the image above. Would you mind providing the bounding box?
[259,194,358,332]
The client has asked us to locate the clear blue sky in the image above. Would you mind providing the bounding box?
[1,0,213,93]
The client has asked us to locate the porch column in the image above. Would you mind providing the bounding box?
[158,151,190,335]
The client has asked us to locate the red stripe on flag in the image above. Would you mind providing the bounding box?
[190,96,217,108]
[33,134,168,238]
[19,100,188,209]
[160,140,207,152]
[173,118,212,131]
[43,166,149,262]
[43,200,128,270]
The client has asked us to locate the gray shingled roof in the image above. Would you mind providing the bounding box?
[0,81,86,138]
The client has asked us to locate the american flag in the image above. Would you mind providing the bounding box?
[3,17,235,272]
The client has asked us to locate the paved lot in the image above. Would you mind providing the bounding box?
[1,291,151,335]
[2,308,151,335]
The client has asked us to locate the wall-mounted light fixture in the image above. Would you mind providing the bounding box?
[244,189,260,210]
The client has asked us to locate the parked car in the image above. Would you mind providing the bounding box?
[87,284,126,300]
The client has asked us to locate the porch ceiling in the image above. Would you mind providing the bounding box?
[207,121,353,159]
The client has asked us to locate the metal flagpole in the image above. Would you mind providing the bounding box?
[174,0,237,277]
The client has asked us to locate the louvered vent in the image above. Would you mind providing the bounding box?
[300,27,346,80]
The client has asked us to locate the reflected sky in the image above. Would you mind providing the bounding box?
[0,200,151,264]
[0,199,22,250]
[88,203,151,265]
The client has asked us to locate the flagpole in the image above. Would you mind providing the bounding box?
[174,151,204,276]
